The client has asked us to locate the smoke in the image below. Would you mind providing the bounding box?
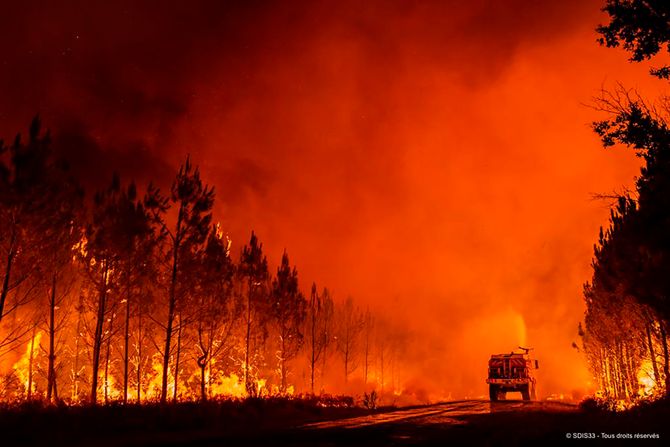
[0,0,663,398]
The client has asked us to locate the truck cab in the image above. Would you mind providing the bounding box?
[486,347,538,401]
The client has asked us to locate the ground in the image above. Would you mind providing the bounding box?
[2,398,668,446]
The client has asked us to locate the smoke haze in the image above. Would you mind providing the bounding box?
[1,0,666,398]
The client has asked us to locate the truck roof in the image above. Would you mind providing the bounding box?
[490,352,527,359]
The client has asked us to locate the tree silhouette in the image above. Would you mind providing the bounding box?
[306,283,327,394]
[37,142,83,403]
[81,175,124,405]
[0,117,52,350]
[156,156,214,403]
[0,119,396,403]
[270,251,306,393]
[238,231,269,395]
[112,182,156,403]
[597,0,670,79]
[318,287,335,393]
[580,2,670,397]
[336,297,364,384]
[194,224,240,400]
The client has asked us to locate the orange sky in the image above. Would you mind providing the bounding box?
[1,0,667,398]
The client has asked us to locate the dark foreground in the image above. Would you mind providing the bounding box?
[2,398,668,446]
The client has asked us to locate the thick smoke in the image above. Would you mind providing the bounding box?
[0,0,663,398]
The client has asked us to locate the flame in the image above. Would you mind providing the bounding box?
[636,359,657,398]
[145,354,168,399]
[12,331,43,398]
[73,235,88,259]
[101,372,123,401]
[208,373,247,398]
[138,354,278,401]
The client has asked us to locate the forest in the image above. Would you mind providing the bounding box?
[0,120,409,406]
[580,0,670,408]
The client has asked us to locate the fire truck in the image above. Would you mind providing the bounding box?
[486,347,538,401]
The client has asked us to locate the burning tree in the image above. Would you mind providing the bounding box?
[305,283,331,394]
[363,308,374,387]
[152,157,214,403]
[320,289,335,391]
[81,175,124,404]
[582,99,670,400]
[111,181,157,403]
[336,297,364,384]
[0,119,406,405]
[270,251,306,393]
[0,118,54,354]
[580,0,670,402]
[36,145,83,403]
[193,224,240,400]
[238,231,270,396]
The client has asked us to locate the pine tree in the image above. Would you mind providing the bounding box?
[0,117,51,342]
[336,297,364,384]
[270,251,306,393]
[195,224,240,400]
[154,156,214,403]
[81,175,123,405]
[306,283,325,394]
[238,231,269,395]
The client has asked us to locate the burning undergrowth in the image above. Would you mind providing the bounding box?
[0,119,421,408]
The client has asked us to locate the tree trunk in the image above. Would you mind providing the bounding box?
[173,313,183,402]
[599,351,607,394]
[136,299,143,403]
[244,284,252,394]
[91,262,109,405]
[623,342,636,397]
[197,321,208,401]
[321,335,328,394]
[72,299,82,402]
[27,326,36,400]
[280,330,286,393]
[47,271,57,402]
[123,271,131,404]
[660,322,670,397]
[104,306,115,403]
[0,229,16,324]
[199,356,207,401]
[161,208,183,404]
[616,342,627,398]
[646,320,660,386]
[207,351,213,400]
[310,309,316,395]
[161,262,177,404]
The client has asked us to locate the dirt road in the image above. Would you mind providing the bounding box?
[301,399,564,430]
[194,399,665,446]
[285,400,581,446]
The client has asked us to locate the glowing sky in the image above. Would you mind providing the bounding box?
[1,0,666,397]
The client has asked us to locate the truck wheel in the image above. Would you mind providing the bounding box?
[489,385,498,401]
[521,385,530,401]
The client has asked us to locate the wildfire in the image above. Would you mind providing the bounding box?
[0,147,409,406]
[209,373,247,398]
[137,354,280,401]
[12,331,43,399]
[72,235,88,259]
[636,360,657,398]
